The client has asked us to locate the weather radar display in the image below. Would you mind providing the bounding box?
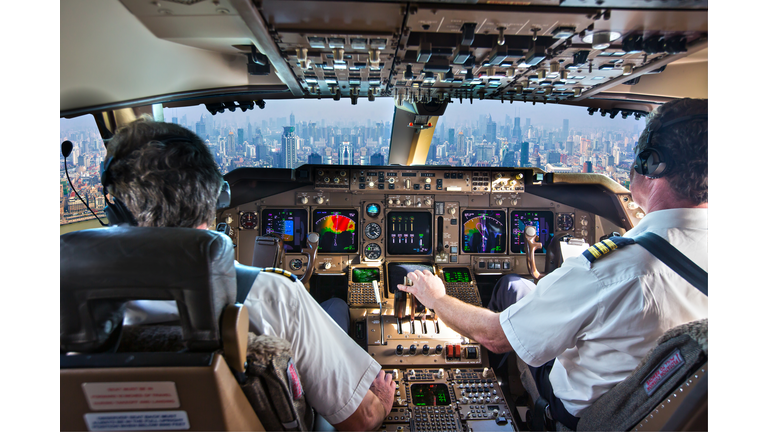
[313,209,359,253]
[462,210,506,253]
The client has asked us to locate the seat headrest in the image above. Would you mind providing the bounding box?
[60,226,236,353]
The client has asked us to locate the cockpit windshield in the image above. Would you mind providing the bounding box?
[60,100,640,225]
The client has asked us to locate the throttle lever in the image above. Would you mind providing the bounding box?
[524,225,543,280]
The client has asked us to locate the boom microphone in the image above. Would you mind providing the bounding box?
[61,140,107,226]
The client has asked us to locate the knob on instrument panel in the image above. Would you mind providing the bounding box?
[396,345,403,355]
[323,262,332,270]
[409,345,417,355]
[299,196,308,204]
[422,344,430,355]
[315,196,325,204]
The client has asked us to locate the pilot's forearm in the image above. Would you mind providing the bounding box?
[333,390,387,431]
[432,295,513,354]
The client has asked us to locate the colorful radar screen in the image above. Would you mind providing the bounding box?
[313,209,358,253]
[261,209,308,253]
[461,210,506,253]
[411,384,450,406]
[510,211,555,254]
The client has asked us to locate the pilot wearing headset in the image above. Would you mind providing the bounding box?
[397,98,709,430]
[101,116,396,431]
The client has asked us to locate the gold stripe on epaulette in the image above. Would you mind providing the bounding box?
[587,247,602,259]
[604,239,618,250]
[595,242,610,254]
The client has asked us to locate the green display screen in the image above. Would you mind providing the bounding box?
[443,268,471,284]
[411,384,450,406]
[352,268,380,283]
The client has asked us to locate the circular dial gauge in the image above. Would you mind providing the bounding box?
[557,213,574,231]
[364,243,382,260]
[289,258,303,271]
[239,212,258,229]
[365,203,381,218]
[365,222,382,240]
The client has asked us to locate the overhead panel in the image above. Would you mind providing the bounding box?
[260,1,405,100]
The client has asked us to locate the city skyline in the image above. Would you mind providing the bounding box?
[60,100,645,224]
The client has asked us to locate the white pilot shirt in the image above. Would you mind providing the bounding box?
[125,272,380,425]
[499,208,708,417]
[241,272,380,425]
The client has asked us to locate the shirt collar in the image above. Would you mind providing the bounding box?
[626,208,708,237]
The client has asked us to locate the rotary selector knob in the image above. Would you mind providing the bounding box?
[516,173,524,180]
[323,262,332,270]
[315,196,325,204]
[323,177,330,183]
[388,198,394,205]
[299,196,308,204]
[405,199,412,206]
[425,177,432,183]
[495,197,504,206]
[396,345,404,355]
[405,179,411,189]
[409,345,417,355]
[395,199,401,205]
[435,344,443,354]
[333,177,340,184]
[388,177,395,184]
[422,344,430,355]
[424,198,432,206]
[449,207,456,215]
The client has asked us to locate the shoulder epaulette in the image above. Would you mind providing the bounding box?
[263,267,298,282]
[582,236,636,263]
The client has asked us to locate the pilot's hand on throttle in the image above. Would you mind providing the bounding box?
[397,270,446,310]
[370,370,396,415]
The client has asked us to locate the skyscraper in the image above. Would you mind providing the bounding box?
[370,153,386,165]
[486,121,497,143]
[562,119,569,142]
[307,153,322,164]
[582,161,593,173]
[457,131,467,157]
[339,142,352,165]
[512,117,522,142]
[281,126,298,169]
[520,141,529,167]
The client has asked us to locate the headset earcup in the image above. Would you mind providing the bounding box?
[635,148,671,179]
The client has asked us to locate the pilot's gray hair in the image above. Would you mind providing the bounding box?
[104,117,223,228]
[636,98,708,205]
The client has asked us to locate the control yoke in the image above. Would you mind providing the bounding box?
[299,232,319,287]
[524,225,543,281]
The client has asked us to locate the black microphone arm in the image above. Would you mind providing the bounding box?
[61,140,107,226]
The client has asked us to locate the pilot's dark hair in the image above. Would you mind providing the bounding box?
[104,116,223,228]
[636,98,708,205]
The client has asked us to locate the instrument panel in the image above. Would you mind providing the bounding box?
[219,166,635,432]
[224,166,632,277]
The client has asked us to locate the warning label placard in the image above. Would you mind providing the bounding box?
[82,382,180,411]
[84,411,189,431]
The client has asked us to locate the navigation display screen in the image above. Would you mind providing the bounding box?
[386,212,432,255]
[461,210,507,253]
[443,267,472,284]
[411,384,451,406]
[261,209,308,253]
[313,209,358,253]
[352,267,380,283]
[510,211,555,254]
